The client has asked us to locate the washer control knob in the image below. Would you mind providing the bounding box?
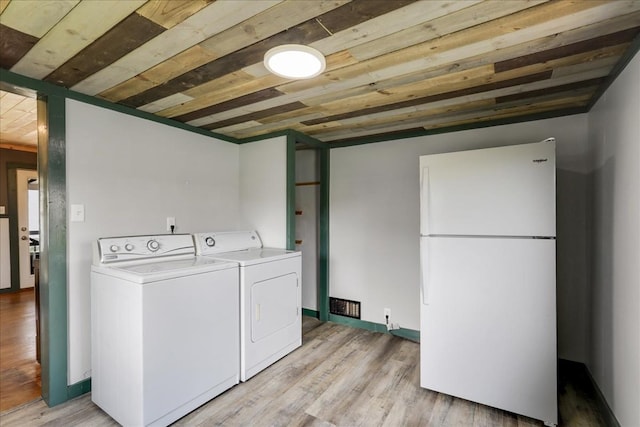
[125,243,134,251]
[110,245,119,252]
[205,237,215,247]
[147,240,160,252]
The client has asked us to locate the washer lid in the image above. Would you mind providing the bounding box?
[206,247,300,266]
[92,256,236,283]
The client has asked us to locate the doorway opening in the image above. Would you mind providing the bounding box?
[291,133,329,321]
[295,147,321,317]
[0,90,41,411]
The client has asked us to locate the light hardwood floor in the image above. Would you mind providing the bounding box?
[0,288,41,412]
[0,317,606,426]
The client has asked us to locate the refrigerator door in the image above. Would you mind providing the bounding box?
[420,236,557,425]
[420,140,555,237]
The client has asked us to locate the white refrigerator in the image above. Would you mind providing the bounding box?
[419,139,557,426]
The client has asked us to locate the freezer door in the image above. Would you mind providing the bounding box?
[420,236,557,425]
[420,140,555,237]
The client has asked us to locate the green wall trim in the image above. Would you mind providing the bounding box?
[67,378,92,399]
[318,147,329,321]
[302,308,319,318]
[238,129,328,148]
[287,129,327,148]
[286,134,296,250]
[328,314,420,341]
[0,68,239,144]
[235,129,290,144]
[391,327,420,342]
[329,314,387,333]
[37,94,69,406]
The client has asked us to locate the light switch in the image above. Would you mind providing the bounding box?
[0,206,5,215]
[71,204,85,222]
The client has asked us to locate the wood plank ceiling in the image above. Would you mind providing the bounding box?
[1,0,639,146]
[0,89,37,148]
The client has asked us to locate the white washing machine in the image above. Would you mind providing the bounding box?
[90,234,239,427]
[193,231,301,382]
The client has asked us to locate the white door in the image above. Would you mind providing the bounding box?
[17,169,38,289]
[420,140,556,237]
[420,236,557,424]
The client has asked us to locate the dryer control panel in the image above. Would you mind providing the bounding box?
[194,230,262,255]
[94,234,195,264]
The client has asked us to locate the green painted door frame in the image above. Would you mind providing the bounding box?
[37,94,91,405]
[1,75,92,407]
[286,131,330,321]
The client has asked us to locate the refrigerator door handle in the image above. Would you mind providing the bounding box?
[420,238,429,305]
[420,167,429,236]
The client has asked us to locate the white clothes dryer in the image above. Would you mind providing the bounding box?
[91,234,239,427]
[194,231,302,382]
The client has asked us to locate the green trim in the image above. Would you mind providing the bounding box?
[38,94,69,406]
[327,107,587,148]
[235,129,290,144]
[391,328,420,342]
[287,129,327,149]
[587,32,640,110]
[302,308,319,318]
[318,147,329,321]
[286,134,296,250]
[67,378,92,400]
[329,314,388,333]
[239,129,328,148]
[0,68,239,144]
[3,163,36,294]
[328,314,420,341]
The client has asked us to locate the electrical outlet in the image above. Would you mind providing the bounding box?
[166,217,176,231]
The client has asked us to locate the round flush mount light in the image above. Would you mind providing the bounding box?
[264,44,326,79]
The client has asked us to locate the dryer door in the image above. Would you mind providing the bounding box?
[241,256,302,381]
[251,272,298,342]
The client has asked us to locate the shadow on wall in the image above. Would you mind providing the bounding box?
[556,168,590,362]
[588,157,614,401]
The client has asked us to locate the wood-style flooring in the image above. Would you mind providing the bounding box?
[0,288,41,413]
[0,316,606,426]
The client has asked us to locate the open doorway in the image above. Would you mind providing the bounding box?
[292,134,329,321]
[295,147,321,317]
[18,170,39,289]
[0,89,41,411]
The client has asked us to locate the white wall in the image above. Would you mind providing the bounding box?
[587,51,639,427]
[66,100,241,384]
[239,137,288,248]
[330,115,591,362]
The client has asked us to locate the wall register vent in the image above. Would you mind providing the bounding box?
[330,297,361,319]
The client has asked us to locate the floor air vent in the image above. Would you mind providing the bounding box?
[330,297,361,319]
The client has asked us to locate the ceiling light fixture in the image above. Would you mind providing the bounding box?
[264,44,326,79]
